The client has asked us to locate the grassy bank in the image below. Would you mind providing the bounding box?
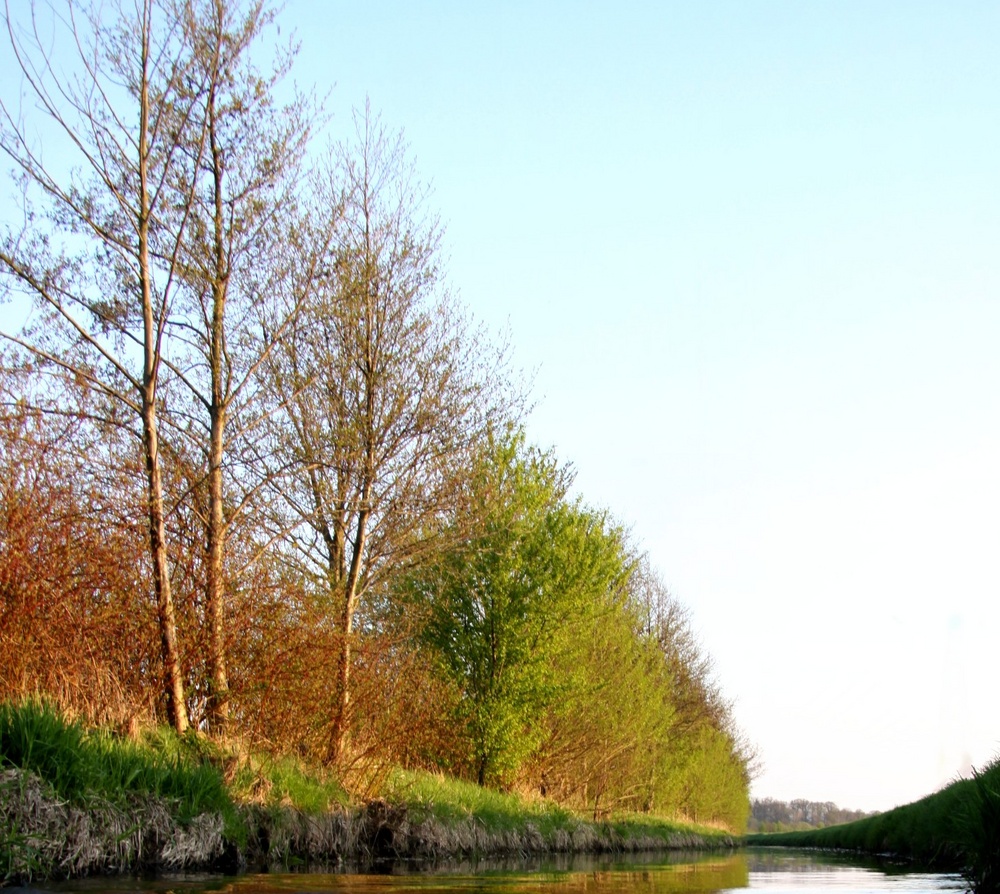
[0,702,737,884]
[746,758,1000,891]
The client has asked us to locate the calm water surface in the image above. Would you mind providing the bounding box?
[24,850,965,894]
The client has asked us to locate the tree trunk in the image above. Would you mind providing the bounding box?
[138,31,187,734]
[327,507,369,764]
[204,80,230,735]
[142,402,188,734]
[205,406,229,732]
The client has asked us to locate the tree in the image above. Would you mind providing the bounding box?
[262,104,515,765]
[0,0,217,733]
[537,571,673,817]
[163,0,320,734]
[629,557,758,825]
[404,428,629,788]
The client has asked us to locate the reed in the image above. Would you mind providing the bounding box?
[746,756,1000,892]
[955,761,1000,893]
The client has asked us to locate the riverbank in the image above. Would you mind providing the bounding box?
[745,757,1000,892]
[0,703,736,884]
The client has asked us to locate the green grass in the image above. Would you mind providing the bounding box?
[746,757,1000,891]
[607,811,734,844]
[380,768,735,846]
[381,767,577,834]
[229,752,350,814]
[0,700,240,834]
[0,700,349,834]
[0,701,735,881]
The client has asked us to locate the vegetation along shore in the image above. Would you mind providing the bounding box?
[747,757,1000,893]
[0,702,737,884]
[0,0,754,886]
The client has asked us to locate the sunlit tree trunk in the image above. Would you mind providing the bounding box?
[169,0,318,734]
[204,77,231,733]
[137,5,188,734]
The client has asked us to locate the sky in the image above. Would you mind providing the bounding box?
[286,1,1000,814]
[2,0,998,814]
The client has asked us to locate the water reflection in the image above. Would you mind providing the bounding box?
[25,849,965,894]
[743,849,964,894]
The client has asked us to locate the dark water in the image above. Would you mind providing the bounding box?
[20,850,965,894]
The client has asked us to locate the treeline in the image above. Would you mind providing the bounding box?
[0,0,753,830]
[748,797,877,833]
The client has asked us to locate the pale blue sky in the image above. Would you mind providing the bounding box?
[294,1,1000,812]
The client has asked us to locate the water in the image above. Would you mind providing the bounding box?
[19,850,966,894]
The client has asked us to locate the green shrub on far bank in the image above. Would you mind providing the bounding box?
[747,757,1000,892]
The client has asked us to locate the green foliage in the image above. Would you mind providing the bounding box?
[955,758,1000,892]
[396,426,753,829]
[662,724,750,830]
[541,593,671,815]
[404,427,630,788]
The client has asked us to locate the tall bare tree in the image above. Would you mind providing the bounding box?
[263,104,519,765]
[0,0,215,733]
[166,0,320,733]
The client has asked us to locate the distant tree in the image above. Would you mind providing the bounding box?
[748,797,876,832]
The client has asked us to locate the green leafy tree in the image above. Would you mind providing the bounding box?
[538,589,674,818]
[404,428,629,788]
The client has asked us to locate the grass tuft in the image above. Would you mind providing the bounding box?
[0,700,241,841]
[381,768,576,834]
[0,699,92,801]
[229,752,350,814]
[954,758,1000,893]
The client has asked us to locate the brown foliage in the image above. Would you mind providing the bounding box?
[0,401,159,728]
[223,565,464,793]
